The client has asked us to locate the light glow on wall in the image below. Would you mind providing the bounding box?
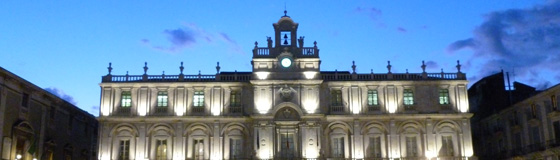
[256,99,271,114]
[425,150,436,159]
[175,103,184,116]
[303,71,316,79]
[255,72,270,80]
[387,100,397,113]
[305,147,319,158]
[303,99,318,113]
[258,149,271,159]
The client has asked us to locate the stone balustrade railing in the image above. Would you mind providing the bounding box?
[102,72,465,82]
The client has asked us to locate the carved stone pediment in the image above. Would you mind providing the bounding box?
[278,84,296,101]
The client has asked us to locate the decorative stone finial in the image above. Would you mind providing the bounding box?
[406,69,409,74]
[107,62,113,75]
[180,62,184,74]
[313,41,317,47]
[126,71,129,75]
[216,62,221,73]
[351,61,356,74]
[254,41,258,47]
[371,69,373,74]
[441,68,444,73]
[387,61,392,73]
[198,70,201,75]
[456,60,462,73]
[143,62,148,75]
[421,61,426,73]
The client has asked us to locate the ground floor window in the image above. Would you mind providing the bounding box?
[156,139,167,160]
[332,137,345,158]
[193,139,204,160]
[406,136,418,157]
[118,140,130,160]
[368,137,381,158]
[230,138,242,159]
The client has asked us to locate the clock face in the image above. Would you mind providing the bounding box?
[281,58,292,68]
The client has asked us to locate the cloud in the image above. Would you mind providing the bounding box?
[143,23,243,54]
[355,7,382,19]
[44,87,77,105]
[355,7,384,27]
[448,1,560,89]
[397,27,407,33]
[425,61,439,69]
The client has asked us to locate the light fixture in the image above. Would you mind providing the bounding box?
[256,72,270,80]
[16,154,21,159]
[303,71,316,79]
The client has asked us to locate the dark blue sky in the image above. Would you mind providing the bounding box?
[1,0,558,116]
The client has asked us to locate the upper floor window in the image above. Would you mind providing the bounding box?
[68,115,73,131]
[121,91,132,108]
[439,89,449,105]
[157,91,168,107]
[531,103,537,118]
[193,91,205,107]
[367,90,378,106]
[403,89,414,105]
[21,93,29,108]
[331,90,342,106]
[230,91,241,107]
[49,106,56,122]
[552,95,558,110]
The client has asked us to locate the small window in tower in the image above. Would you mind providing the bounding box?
[281,31,291,45]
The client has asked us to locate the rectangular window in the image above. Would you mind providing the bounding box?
[156,139,167,160]
[406,136,417,157]
[403,89,414,106]
[21,93,29,108]
[157,91,168,107]
[230,91,241,107]
[367,90,378,106]
[193,139,204,160]
[68,115,73,131]
[332,137,344,158]
[193,91,205,107]
[368,137,381,158]
[121,91,132,108]
[49,106,56,122]
[441,136,454,156]
[531,126,541,145]
[554,121,560,143]
[230,139,242,159]
[552,95,558,110]
[439,89,450,105]
[118,140,130,160]
[280,133,295,158]
[513,132,522,150]
[331,90,342,106]
[531,103,537,118]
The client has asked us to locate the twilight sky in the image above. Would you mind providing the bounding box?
[1,0,559,116]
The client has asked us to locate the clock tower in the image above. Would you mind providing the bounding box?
[251,11,321,80]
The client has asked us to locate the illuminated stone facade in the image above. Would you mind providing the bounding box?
[97,14,474,160]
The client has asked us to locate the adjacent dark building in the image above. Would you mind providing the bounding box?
[469,71,560,159]
[0,67,98,160]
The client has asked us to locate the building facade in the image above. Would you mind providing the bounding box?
[97,14,474,160]
[0,67,99,160]
[471,73,560,159]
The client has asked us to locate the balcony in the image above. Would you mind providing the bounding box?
[229,105,243,115]
[330,104,344,114]
[192,107,205,114]
[153,107,168,115]
[115,107,131,116]
[367,105,381,112]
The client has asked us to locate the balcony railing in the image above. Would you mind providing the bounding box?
[229,105,243,114]
[321,72,466,81]
[115,107,131,116]
[192,107,205,114]
[367,105,381,112]
[330,105,344,113]
[154,107,168,115]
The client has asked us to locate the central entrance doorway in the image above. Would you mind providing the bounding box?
[274,106,301,159]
